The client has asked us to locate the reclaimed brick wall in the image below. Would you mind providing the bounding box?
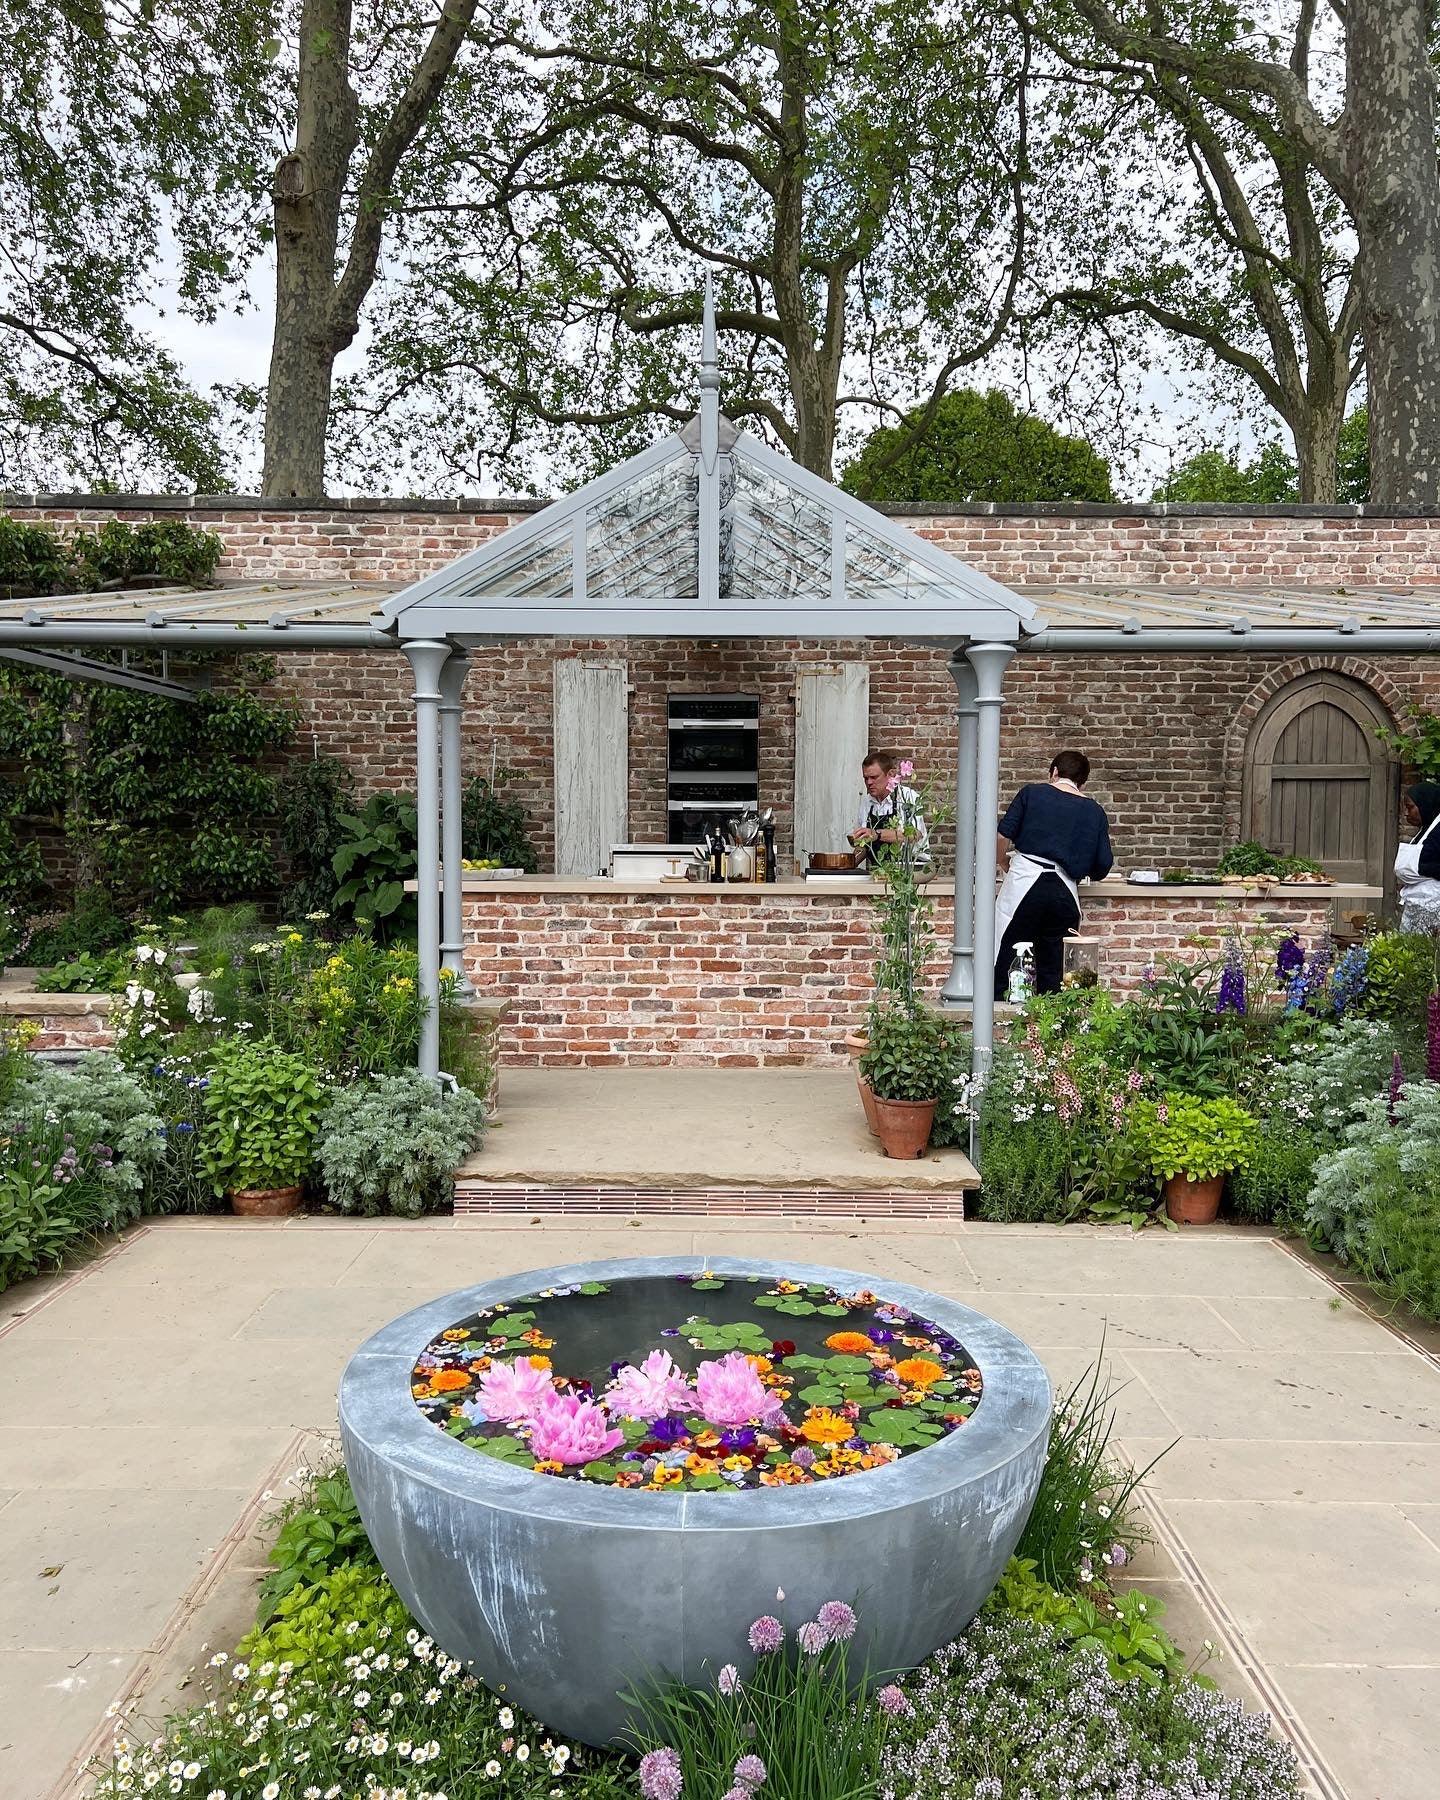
[9,494,1440,874]
[459,889,1339,1066]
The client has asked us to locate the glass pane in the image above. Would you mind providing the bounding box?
[726,453,831,599]
[586,458,699,598]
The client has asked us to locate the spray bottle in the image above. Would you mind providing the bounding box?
[1006,941,1034,1006]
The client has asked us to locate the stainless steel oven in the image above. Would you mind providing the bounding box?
[667,693,759,838]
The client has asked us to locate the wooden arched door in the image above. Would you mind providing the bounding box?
[1243,674,1398,891]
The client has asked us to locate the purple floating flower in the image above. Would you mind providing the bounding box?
[719,1426,758,1454]
[733,1755,767,1789]
[747,1615,783,1655]
[717,1663,740,1696]
[867,1327,896,1345]
[639,1748,683,1800]
[876,1684,912,1718]
[797,1621,830,1656]
[817,1601,857,1642]
[649,1415,690,1445]
[790,1446,815,1468]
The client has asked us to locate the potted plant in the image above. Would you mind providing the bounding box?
[1130,1093,1259,1224]
[859,1005,951,1158]
[200,1039,328,1215]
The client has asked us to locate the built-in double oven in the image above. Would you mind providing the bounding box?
[666,693,759,839]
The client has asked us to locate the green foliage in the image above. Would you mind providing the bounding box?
[1307,1082,1440,1319]
[987,1561,1193,1687]
[1228,1126,1320,1227]
[20,887,131,964]
[239,1563,413,1677]
[1376,705,1440,781]
[1129,1093,1258,1182]
[332,791,419,936]
[880,1611,1302,1799]
[0,518,221,599]
[10,1055,168,1198]
[315,1070,487,1217]
[462,768,539,872]
[1358,931,1437,1024]
[625,1604,888,1800]
[841,389,1114,503]
[1153,414,1368,505]
[860,1005,952,1103]
[198,1039,327,1194]
[32,947,134,993]
[255,1464,377,1621]
[971,1101,1078,1222]
[1016,1354,1152,1591]
[1215,839,1320,877]
[276,753,356,917]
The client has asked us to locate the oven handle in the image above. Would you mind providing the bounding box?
[668,719,759,730]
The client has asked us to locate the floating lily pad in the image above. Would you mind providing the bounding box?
[580,1460,618,1482]
[815,1304,849,1317]
[798,1384,844,1406]
[578,1282,609,1295]
[691,1279,726,1291]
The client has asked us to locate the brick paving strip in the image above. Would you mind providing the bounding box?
[3,1217,1438,1800]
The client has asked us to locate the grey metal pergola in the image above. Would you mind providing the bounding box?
[7,285,1440,1109]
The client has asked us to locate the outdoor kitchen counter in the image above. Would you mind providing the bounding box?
[451,877,1380,1067]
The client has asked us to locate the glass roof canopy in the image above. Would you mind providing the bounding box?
[381,291,1036,647]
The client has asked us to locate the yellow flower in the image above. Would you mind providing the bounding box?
[721,1454,753,1471]
[650,1467,684,1487]
[800,1409,852,1444]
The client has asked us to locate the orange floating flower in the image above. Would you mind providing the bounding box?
[800,1408,853,1444]
[894,1357,944,1388]
[824,1331,875,1355]
[760,1464,812,1486]
[694,1431,721,1450]
[650,1466,684,1488]
[615,1471,645,1488]
[746,1355,774,1375]
[441,1329,471,1342]
[685,1454,712,1475]
[532,1459,565,1476]
[429,1369,472,1392]
[775,1279,803,1294]
[528,1355,552,1370]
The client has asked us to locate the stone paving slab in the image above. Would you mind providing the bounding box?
[1,1216,1436,1799]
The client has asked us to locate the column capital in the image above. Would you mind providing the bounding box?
[964,640,1015,703]
[947,654,979,710]
[437,648,470,710]
[404,638,452,700]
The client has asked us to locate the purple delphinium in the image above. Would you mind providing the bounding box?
[817,1600,857,1642]
[1216,961,1246,1016]
[1275,933,1305,983]
[1329,943,1369,1016]
[747,1615,783,1655]
[639,1749,683,1800]
[733,1756,767,1789]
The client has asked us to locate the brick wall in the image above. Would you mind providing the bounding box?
[459,888,1339,1066]
[10,494,1440,875]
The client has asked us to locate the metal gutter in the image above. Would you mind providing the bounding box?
[0,622,396,650]
[1021,627,1440,654]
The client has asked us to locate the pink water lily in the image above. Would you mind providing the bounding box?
[694,1351,785,1429]
[527,1391,625,1465]
[604,1349,696,1421]
[476,1355,556,1423]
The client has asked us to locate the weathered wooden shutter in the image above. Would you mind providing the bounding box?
[554,659,628,875]
[793,663,870,873]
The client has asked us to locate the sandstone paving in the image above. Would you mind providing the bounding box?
[2,1216,1438,1799]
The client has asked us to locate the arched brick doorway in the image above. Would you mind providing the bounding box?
[1242,672,1398,895]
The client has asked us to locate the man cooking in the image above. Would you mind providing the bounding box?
[851,751,930,869]
[994,749,1113,999]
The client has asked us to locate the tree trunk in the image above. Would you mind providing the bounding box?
[1293,386,1345,503]
[261,0,360,498]
[1343,1,1440,507]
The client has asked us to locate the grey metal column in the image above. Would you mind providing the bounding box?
[406,639,451,1079]
[437,650,473,999]
[940,654,980,1006]
[966,641,1015,1105]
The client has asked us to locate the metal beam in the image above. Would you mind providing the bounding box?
[0,646,201,700]
[1022,627,1440,654]
[0,622,395,650]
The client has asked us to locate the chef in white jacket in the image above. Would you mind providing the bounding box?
[851,751,930,869]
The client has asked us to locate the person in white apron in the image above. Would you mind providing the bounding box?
[1395,782,1440,935]
[851,751,930,870]
[994,750,1114,1000]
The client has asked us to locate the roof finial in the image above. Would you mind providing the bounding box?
[699,272,719,392]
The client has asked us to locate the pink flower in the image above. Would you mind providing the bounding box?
[817,1600,857,1642]
[748,1615,783,1654]
[797,1621,829,1655]
[876,1683,912,1718]
[639,1748,683,1800]
[477,1355,555,1423]
[604,1350,696,1422]
[898,759,914,780]
[717,1663,740,1696]
[527,1391,624,1465]
[733,1755,767,1789]
[695,1352,785,1429]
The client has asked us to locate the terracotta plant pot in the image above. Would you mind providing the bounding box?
[872,1096,937,1160]
[843,1032,869,1059]
[229,1184,303,1218]
[856,1070,881,1137]
[1163,1173,1223,1225]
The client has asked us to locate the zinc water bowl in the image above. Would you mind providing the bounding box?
[338,1256,1051,1746]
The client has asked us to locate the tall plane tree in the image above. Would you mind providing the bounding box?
[1047,0,1440,506]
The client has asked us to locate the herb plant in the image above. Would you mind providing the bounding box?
[1129,1094,1259,1183]
[315,1069,486,1216]
[199,1039,327,1195]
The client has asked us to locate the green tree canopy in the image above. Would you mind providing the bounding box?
[1154,410,1370,504]
[840,389,1113,503]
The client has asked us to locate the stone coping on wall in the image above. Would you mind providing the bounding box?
[436,874,1383,900]
[11,491,1440,521]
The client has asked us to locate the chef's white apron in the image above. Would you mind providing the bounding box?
[1395,813,1440,933]
[993,852,1081,967]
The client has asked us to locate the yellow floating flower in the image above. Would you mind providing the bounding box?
[800,1409,852,1445]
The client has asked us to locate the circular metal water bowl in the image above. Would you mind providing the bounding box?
[338,1256,1051,1747]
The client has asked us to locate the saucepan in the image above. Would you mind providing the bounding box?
[808,852,860,872]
